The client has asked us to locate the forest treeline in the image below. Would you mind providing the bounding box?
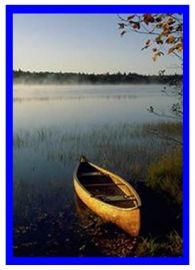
[14,70,182,85]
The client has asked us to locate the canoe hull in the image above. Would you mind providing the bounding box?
[73,168,141,236]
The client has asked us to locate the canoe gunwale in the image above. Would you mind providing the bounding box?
[73,160,141,211]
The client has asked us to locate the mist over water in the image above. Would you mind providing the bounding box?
[14,84,176,132]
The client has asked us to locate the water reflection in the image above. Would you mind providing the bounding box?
[14,94,138,102]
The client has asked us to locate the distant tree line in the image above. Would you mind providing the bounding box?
[14,69,182,85]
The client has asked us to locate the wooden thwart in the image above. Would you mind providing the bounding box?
[80,172,102,177]
[93,194,136,202]
[85,182,125,187]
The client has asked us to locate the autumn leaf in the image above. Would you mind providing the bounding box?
[143,14,155,25]
[156,22,164,29]
[145,39,150,46]
[152,53,158,62]
[155,16,162,23]
[166,35,176,44]
[176,24,183,32]
[155,36,163,44]
[162,22,170,30]
[168,46,176,54]
[175,42,183,52]
[162,30,171,37]
[167,17,175,25]
[152,51,164,61]
[168,42,183,54]
[132,22,140,29]
[141,39,151,50]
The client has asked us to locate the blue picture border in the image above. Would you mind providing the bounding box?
[6,5,189,265]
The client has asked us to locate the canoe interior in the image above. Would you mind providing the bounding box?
[77,161,137,209]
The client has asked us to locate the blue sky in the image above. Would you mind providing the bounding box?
[13,14,180,75]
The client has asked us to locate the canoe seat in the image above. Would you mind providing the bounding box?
[93,195,136,202]
[85,183,125,187]
[79,172,102,177]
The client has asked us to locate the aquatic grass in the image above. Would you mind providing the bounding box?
[14,134,25,148]
[143,121,182,135]
[14,122,182,184]
[141,121,182,145]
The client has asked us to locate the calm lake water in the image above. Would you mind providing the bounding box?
[14,84,175,131]
[14,84,179,257]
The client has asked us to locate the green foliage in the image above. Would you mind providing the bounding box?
[147,147,182,205]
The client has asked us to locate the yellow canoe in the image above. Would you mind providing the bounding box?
[73,156,141,236]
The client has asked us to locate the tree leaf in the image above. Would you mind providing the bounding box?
[152,53,158,62]
[176,24,182,32]
[132,22,140,29]
[168,46,176,54]
[155,36,163,44]
[166,35,176,44]
[175,42,183,52]
[143,14,155,25]
[145,39,151,46]
[155,16,163,23]
[167,17,175,25]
